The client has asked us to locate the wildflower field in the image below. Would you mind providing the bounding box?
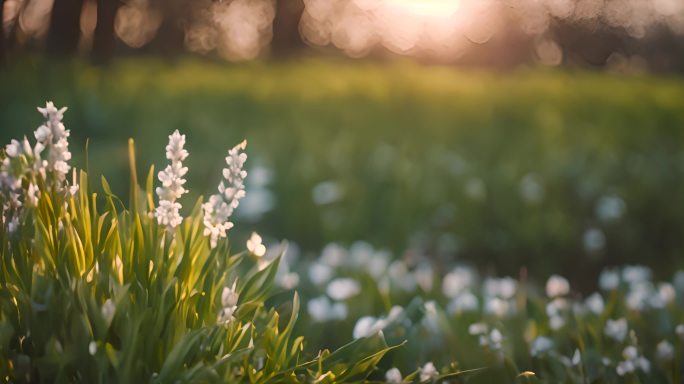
[1,58,684,383]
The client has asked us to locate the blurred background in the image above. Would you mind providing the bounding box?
[1,0,684,290]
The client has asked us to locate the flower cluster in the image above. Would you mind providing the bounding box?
[35,102,72,183]
[202,140,247,249]
[154,130,189,231]
[1,102,75,233]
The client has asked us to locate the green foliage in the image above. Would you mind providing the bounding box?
[2,58,684,285]
[0,141,395,383]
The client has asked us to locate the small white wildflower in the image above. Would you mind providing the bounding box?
[485,296,512,317]
[246,232,266,257]
[385,367,403,383]
[530,336,553,357]
[419,362,439,382]
[599,268,621,291]
[353,316,380,339]
[657,283,676,305]
[326,278,361,301]
[656,340,674,361]
[582,227,606,253]
[468,322,488,335]
[585,292,605,315]
[221,280,239,307]
[572,349,581,366]
[26,183,39,206]
[154,130,189,231]
[605,318,628,342]
[546,275,570,298]
[89,341,97,356]
[308,261,334,286]
[442,267,476,299]
[519,173,544,203]
[446,291,479,315]
[414,263,434,292]
[307,296,348,322]
[101,299,116,326]
[622,265,652,286]
[484,277,517,299]
[596,194,626,222]
[217,305,237,326]
[320,243,347,267]
[616,346,650,376]
[676,324,684,339]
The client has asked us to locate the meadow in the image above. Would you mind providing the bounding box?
[1,58,684,382]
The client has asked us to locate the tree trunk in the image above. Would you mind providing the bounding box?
[46,0,85,56]
[271,0,305,57]
[91,0,120,64]
[0,0,6,64]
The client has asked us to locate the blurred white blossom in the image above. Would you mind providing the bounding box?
[326,278,361,300]
[419,362,439,382]
[546,275,570,298]
[605,318,628,342]
[616,346,650,376]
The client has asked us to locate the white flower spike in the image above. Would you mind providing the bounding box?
[203,140,248,249]
[155,130,189,232]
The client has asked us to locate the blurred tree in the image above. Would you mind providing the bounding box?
[271,0,305,57]
[92,0,120,64]
[46,0,84,55]
[0,0,5,64]
[149,0,186,58]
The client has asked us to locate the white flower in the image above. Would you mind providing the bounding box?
[484,277,517,299]
[221,280,239,307]
[657,283,676,305]
[596,195,626,222]
[385,367,403,383]
[308,261,334,286]
[246,232,266,256]
[101,299,116,326]
[616,346,650,376]
[622,265,652,286]
[353,316,380,339]
[89,341,97,356]
[35,101,71,182]
[546,275,570,298]
[326,278,361,301]
[217,305,237,326]
[605,318,628,342]
[442,267,476,298]
[582,227,605,253]
[468,322,488,335]
[307,296,348,322]
[446,291,479,315]
[320,243,347,267]
[202,140,247,249]
[155,130,189,231]
[585,292,605,315]
[599,268,620,291]
[485,296,512,317]
[419,362,439,382]
[676,324,684,340]
[530,336,553,357]
[202,195,234,249]
[414,263,434,292]
[155,200,183,229]
[656,340,674,361]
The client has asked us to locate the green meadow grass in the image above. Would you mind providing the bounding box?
[1,58,684,285]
